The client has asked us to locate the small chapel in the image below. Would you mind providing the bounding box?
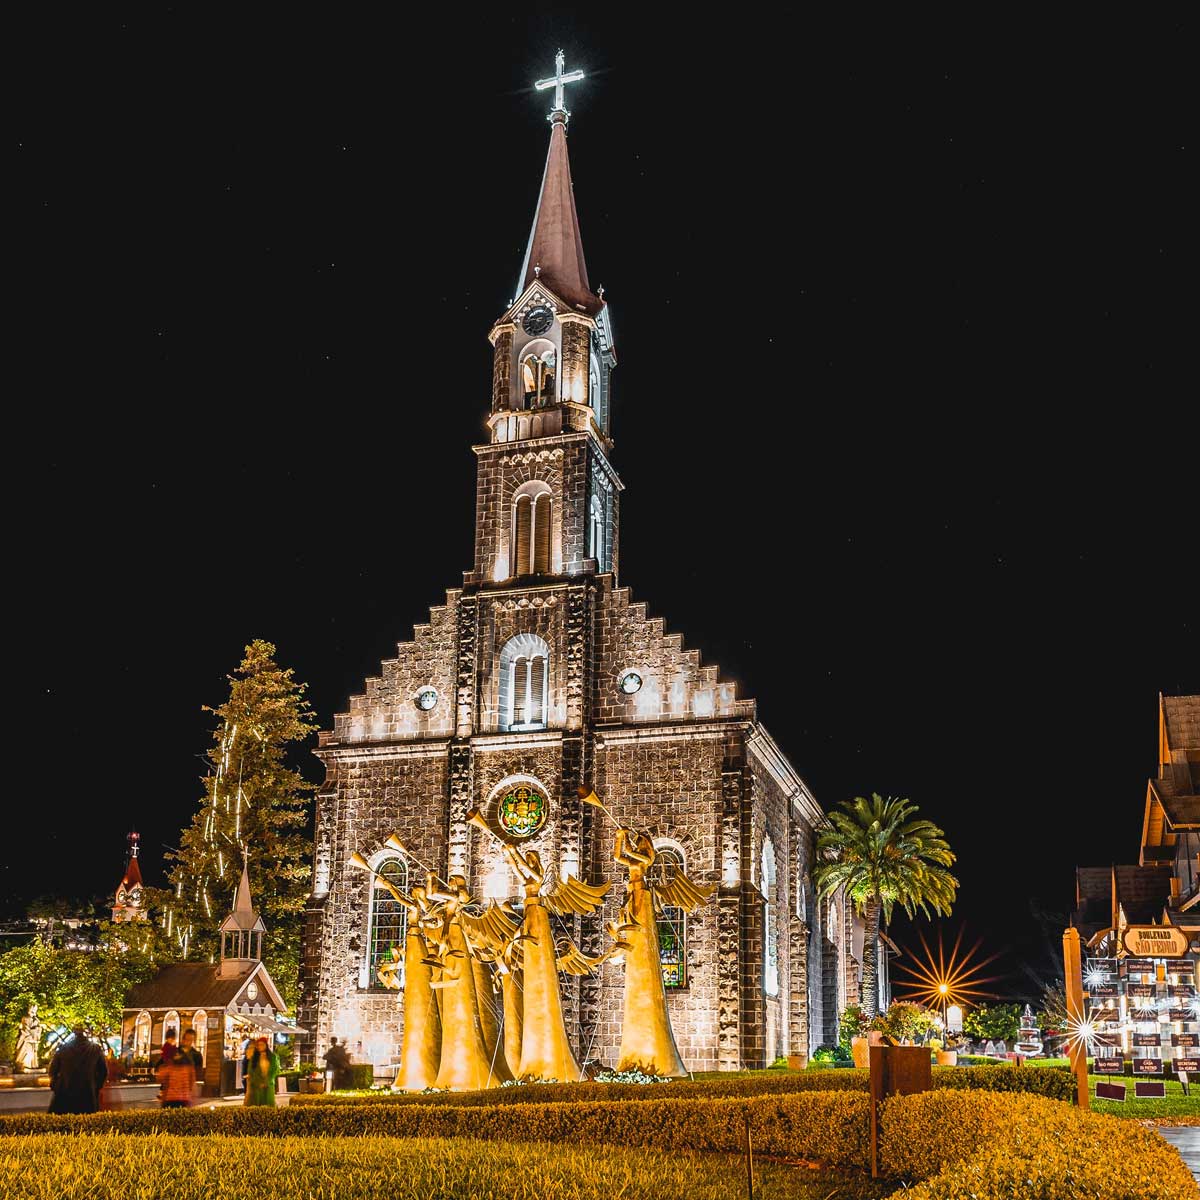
[298,55,878,1074]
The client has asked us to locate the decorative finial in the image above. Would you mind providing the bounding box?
[127,830,141,859]
[534,264,541,278]
[597,284,605,300]
[535,50,584,125]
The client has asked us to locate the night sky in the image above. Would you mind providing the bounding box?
[10,14,1195,998]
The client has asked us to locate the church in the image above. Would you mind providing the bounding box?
[298,56,873,1075]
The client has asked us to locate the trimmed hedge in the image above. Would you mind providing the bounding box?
[883,1090,1197,1200]
[290,1063,1073,1106]
[0,1091,872,1166]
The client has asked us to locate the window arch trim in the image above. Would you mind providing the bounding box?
[360,852,409,991]
[510,480,553,577]
[650,839,689,990]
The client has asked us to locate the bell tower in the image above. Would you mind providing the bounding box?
[470,52,620,587]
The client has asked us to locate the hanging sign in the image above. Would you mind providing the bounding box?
[1086,958,1117,973]
[1135,1080,1167,1098]
[1126,983,1157,999]
[1133,1033,1161,1047]
[1133,1057,1163,1074]
[1121,958,1157,972]
[1090,1008,1120,1022]
[1122,927,1189,958]
[1173,1057,1200,1073]
[1169,984,1196,998]
[1168,1008,1194,1022]
[1087,983,1119,998]
[1094,1056,1124,1074]
[1171,1033,1199,1048]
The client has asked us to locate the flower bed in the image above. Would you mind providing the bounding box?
[288,1063,1073,1106]
[881,1090,1196,1199]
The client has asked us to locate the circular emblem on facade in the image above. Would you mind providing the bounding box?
[414,686,438,712]
[496,782,549,840]
[522,305,554,336]
[618,669,643,695]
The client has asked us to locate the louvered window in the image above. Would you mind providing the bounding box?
[533,494,551,573]
[511,654,547,728]
[514,495,532,576]
[511,484,552,577]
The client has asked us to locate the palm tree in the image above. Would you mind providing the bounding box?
[813,794,957,1019]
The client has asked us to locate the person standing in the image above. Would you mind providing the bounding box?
[157,1048,196,1108]
[244,1036,279,1106]
[322,1036,350,1090]
[48,1026,107,1114]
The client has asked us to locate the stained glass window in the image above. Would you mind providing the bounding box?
[366,857,408,989]
[649,845,687,990]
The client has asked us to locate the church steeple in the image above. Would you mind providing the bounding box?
[473,54,620,586]
[112,830,147,923]
[218,860,266,975]
[517,57,599,318]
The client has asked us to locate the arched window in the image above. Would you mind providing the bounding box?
[192,1010,208,1064]
[827,896,839,946]
[588,494,604,565]
[133,1011,152,1060]
[511,482,552,576]
[762,837,779,997]
[364,856,408,990]
[520,342,556,408]
[163,1010,180,1041]
[498,633,550,730]
[648,842,688,989]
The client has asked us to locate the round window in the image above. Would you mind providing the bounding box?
[496,782,549,840]
[415,687,438,712]
[619,670,643,695]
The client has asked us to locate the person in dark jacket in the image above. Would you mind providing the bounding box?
[322,1036,350,1090]
[48,1026,108,1114]
[176,1028,203,1074]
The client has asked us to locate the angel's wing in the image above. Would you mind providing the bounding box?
[375,946,403,990]
[458,901,521,955]
[541,874,611,917]
[555,935,608,976]
[652,871,716,913]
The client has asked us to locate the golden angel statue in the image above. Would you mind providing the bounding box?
[611,825,714,1077]
[427,873,513,1090]
[350,852,444,1091]
[500,842,609,1081]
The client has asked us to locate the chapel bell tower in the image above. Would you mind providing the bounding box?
[471,51,620,587]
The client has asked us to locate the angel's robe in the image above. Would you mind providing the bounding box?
[432,916,510,1089]
[397,926,441,1091]
[616,876,689,1077]
[517,893,583,1081]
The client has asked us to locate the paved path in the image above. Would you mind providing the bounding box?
[1157,1127,1200,1185]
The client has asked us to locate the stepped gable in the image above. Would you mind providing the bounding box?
[327,590,461,746]
[596,578,755,726]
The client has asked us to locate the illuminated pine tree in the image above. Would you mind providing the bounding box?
[165,639,317,1005]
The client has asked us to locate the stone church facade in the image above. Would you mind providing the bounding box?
[298,93,861,1074]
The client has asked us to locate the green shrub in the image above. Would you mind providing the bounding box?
[0,1092,872,1165]
[343,1063,375,1090]
[882,1090,1196,1199]
[288,1063,1072,1106]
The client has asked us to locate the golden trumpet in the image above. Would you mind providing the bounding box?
[579,787,619,826]
[384,833,407,855]
[348,851,372,873]
[465,807,498,839]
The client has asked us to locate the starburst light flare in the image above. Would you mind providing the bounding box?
[893,926,1003,1012]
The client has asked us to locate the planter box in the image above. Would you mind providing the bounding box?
[298,1078,326,1095]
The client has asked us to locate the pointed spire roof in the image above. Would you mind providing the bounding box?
[118,830,142,890]
[517,118,603,317]
[220,861,266,933]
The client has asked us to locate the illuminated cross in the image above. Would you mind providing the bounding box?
[535,50,584,121]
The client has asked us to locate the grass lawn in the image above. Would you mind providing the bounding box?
[0,1132,897,1199]
[1026,1058,1200,1120]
